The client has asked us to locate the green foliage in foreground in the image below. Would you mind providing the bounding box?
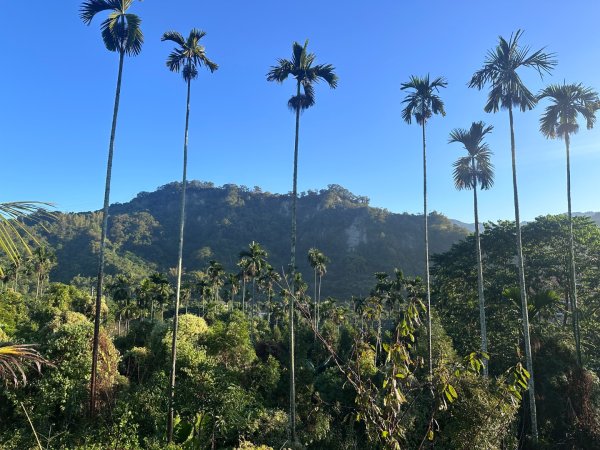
[1,214,600,448]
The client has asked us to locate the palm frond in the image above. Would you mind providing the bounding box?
[0,202,54,276]
[200,55,218,73]
[0,343,52,387]
[266,59,294,83]
[313,64,338,88]
[80,0,121,25]
[452,157,474,190]
[124,13,143,56]
[291,40,307,69]
[166,49,185,73]
[161,30,185,46]
[188,28,207,43]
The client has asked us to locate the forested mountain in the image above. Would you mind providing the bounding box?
[36,181,466,299]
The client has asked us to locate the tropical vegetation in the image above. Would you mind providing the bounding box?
[1,5,600,449]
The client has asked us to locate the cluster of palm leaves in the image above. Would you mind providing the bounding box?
[0,202,55,388]
[0,343,49,387]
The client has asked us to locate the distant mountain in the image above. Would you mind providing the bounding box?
[36,182,468,299]
[451,212,600,233]
[449,219,476,232]
[574,212,600,226]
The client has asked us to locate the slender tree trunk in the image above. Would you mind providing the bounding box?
[242,277,246,313]
[565,134,582,366]
[268,287,272,326]
[167,76,192,442]
[377,315,382,360]
[421,120,433,379]
[90,50,125,416]
[317,273,322,333]
[472,175,488,376]
[250,278,256,342]
[508,106,538,440]
[289,80,301,443]
[313,268,318,337]
[35,273,41,300]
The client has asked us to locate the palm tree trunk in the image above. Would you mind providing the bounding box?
[421,120,433,379]
[167,75,192,442]
[313,268,318,337]
[242,277,246,313]
[317,273,322,333]
[90,50,125,416]
[35,273,41,300]
[508,105,538,440]
[250,278,256,342]
[268,287,272,326]
[565,134,582,366]
[289,80,301,443]
[472,174,488,376]
[13,265,18,291]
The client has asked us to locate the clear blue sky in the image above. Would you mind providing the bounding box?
[2,0,599,222]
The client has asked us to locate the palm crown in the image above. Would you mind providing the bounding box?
[538,82,599,139]
[449,121,495,190]
[308,248,328,276]
[469,30,556,113]
[400,75,447,125]
[162,29,218,82]
[80,0,143,56]
[266,40,338,111]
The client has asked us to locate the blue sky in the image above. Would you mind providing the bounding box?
[2,0,599,222]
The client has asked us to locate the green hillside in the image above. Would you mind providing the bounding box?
[38,181,467,298]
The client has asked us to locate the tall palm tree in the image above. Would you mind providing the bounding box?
[239,242,268,341]
[400,74,447,378]
[161,27,217,442]
[80,0,143,415]
[448,121,495,376]
[29,246,56,299]
[308,248,328,333]
[469,30,556,440]
[538,82,599,367]
[226,273,240,310]
[238,256,251,313]
[260,264,281,326]
[267,40,337,442]
[206,260,225,303]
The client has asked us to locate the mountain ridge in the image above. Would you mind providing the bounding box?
[37,181,469,298]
